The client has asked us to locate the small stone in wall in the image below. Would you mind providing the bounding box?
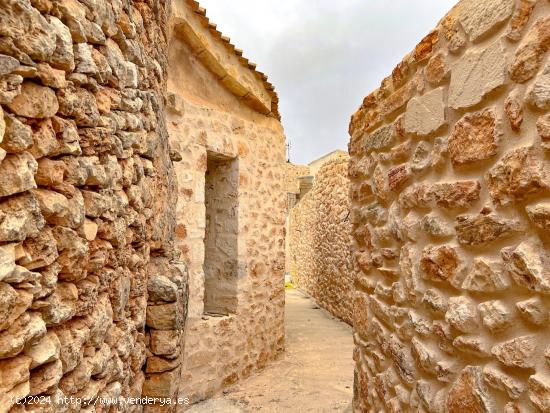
[146,302,183,330]
[458,0,515,42]
[492,335,537,368]
[7,81,59,118]
[380,79,418,117]
[372,164,388,200]
[448,40,507,109]
[455,213,522,245]
[24,331,60,369]
[33,188,84,229]
[420,245,461,283]
[449,108,501,166]
[537,113,550,150]
[0,312,46,359]
[29,358,62,396]
[502,239,550,294]
[36,63,66,89]
[462,258,510,292]
[150,330,180,357]
[528,374,550,412]
[39,282,78,326]
[445,365,494,412]
[2,114,33,153]
[46,16,75,72]
[414,30,439,63]
[411,141,432,172]
[478,300,513,333]
[0,54,19,76]
[420,214,453,238]
[483,365,525,400]
[509,16,550,83]
[526,63,550,110]
[19,228,58,270]
[425,52,449,85]
[453,335,491,358]
[0,152,38,198]
[526,201,550,230]
[430,136,449,169]
[504,90,524,132]
[363,123,396,153]
[0,193,45,243]
[422,289,448,315]
[445,296,479,333]
[403,87,446,136]
[56,86,100,127]
[440,14,467,54]
[388,164,411,191]
[411,337,438,375]
[400,181,481,210]
[506,0,537,41]
[0,74,23,105]
[0,354,32,396]
[516,297,547,326]
[486,146,548,206]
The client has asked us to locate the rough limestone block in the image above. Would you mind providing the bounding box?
[486,146,548,206]
[526,201,550,230]
[0,54,19,76]
[448,108,501,166]
[404,87,446,136]
[7,82,59,118]
[24,331,61,369]
[458,0,515,42]
[0,152,38,198]
[528,374,550,411]
[448,40,507,109]
[509,16,550,83]
[446,366,494,412]
[492,335,537,368]
[526,63,550,110]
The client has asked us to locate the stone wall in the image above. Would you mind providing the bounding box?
[308,149,348,177]
[348,0,550,411]
[289,157,353,324]
[284,162,310,213]
[167,0,286,403]
[0,0,188,412]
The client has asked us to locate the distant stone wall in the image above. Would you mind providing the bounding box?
[289,157,353,324]
[0,0,187,411]
[284,162,310,210]
[349,0,550,411]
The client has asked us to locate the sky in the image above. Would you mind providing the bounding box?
[199,0,458,165]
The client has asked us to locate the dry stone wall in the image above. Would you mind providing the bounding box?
[289,158,353,324]
[349,0,550,411]
[0,0,188,412]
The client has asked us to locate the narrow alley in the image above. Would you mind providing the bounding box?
[187,289,354,413]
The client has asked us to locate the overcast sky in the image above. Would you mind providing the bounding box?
[199,1,458,165]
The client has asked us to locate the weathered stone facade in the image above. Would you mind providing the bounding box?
[289,157,353,324]
[349,0,550,411]
[0,0,189,411]
[167,1,286,403]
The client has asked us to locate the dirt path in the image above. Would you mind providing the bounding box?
[186,288,354,413]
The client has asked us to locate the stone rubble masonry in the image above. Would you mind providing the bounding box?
[167,0,286,404]
[0,0,195,409]
[284,162,310,211]
[288,157,353,324]
[349,0,550,411]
